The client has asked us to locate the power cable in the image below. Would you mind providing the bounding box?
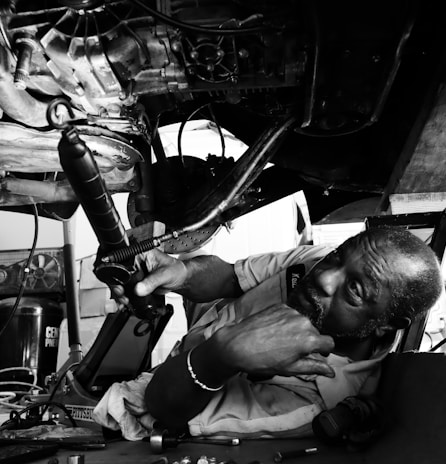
[0,203,39,341]
[128,0,277,36]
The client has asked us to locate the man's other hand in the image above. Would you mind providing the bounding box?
[214,304,336,378]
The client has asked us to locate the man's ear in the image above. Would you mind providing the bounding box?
[374,316,412,338]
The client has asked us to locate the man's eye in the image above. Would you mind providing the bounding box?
[347,280,362,300]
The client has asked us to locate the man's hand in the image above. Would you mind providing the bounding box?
[213,304,336,378]
[145,303,335,428]
[111,248,187,306]
[111,249,242,305]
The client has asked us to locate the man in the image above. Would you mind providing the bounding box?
[94,227,443,439]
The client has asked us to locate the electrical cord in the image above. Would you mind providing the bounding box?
[177,103,226,167]
[0,367,42,409]
[0,392,17,408]
[0,206,77,429]
[128,0,278,36]
[0,400,77,431]
[0,382,44,391]
[429,336,446,352]
[0,203,39,341]
[177,103,210,167]
[0,363,76,411]
[207,105,226,159]
[39,362,80,419]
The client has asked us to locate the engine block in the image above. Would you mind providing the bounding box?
[0,0,302,123]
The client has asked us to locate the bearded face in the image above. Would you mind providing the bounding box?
[287,279,387,339]
[285,235,398,341]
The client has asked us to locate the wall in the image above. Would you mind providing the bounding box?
[0,210,64,251]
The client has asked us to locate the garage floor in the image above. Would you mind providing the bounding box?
[1,431,444,464]
[1,436,387,464]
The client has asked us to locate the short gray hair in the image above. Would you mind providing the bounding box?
[355,227,443,322]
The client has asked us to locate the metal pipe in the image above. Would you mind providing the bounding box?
[0,45,49,127]
[369,5,417,123]
[301,1,321,128]
[13,34,37,90]
[63,219,83,363]
[101,116,296,263]
[1,177,77,203]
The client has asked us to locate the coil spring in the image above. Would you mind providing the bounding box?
[104,238,157,263]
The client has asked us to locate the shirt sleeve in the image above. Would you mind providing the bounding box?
[187,374,325,438]
[234,246,333,293]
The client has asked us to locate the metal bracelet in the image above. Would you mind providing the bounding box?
[186,349,224,392]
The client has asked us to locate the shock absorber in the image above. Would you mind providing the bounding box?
[58,127,128,251]
[50,100,160,319]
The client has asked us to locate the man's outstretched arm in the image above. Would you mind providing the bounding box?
[145,305,335,429]
[112,249,243,304]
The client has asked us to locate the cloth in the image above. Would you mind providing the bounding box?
[93,245,395,439]
[92,372,157,440]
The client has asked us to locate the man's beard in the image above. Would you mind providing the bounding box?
[287,281,381,340]
[287,281,326,329]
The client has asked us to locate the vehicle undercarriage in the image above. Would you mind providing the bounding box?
[0,0,445,251]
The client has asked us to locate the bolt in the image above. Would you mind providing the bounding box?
[74,84,85,96]
[13,34,37,90]
[171,40,182,53]
[67,455,85,464]
[106,103,121,117]
[238,48,249,59]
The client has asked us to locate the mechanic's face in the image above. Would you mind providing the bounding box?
[288,234,408,339]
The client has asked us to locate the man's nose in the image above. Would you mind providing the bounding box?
[314,268,344,297]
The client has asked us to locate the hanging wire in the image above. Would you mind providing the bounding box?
[207,104,226,159]
[177,103,211,167]
[0,392,18,409]
[0,382,44,391]
[0,203,39,341]
[177,103,226,167]
[127,0,277,36]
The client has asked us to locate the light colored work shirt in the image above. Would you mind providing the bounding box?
[177,246,392,438]
[93,246,394,440]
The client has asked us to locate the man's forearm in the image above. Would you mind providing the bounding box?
[144,306,335,430]
[179,255,243,302]
[145,335,238,429]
